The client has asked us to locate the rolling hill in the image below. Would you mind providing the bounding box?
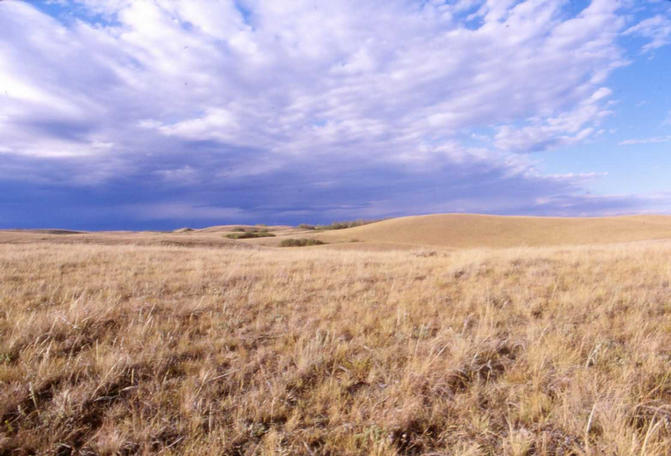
[313,214,671,248]
[2,214,670,250]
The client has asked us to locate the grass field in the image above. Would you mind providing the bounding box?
[314,214,671,248]
[1,216,670,455]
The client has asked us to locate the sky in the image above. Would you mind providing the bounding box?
[0,0,670,230]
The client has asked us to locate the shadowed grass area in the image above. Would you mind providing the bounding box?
[0,240,670,454]
[225,227,276,239]
[279,238,326,247]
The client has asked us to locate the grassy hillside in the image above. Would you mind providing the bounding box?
[1,239,670,454]
[3,214,670,251]
[315,214,671,248]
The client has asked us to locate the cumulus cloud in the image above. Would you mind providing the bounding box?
[0,0,665,226]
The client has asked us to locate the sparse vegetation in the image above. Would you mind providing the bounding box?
[298,219,378,231]
[279,238,326,247]
[226,227,275,239]
[0,239,670,454]
[226,231,275,239]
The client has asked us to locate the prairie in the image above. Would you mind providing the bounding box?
[5,214,670,251]
[0,216,670,455]
[313,214,671,248]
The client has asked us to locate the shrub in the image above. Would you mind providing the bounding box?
[312,219,378,230]
[279,238,325,247]
[226,230,275,239]
[226,227,276,239]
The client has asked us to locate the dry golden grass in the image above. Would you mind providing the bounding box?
[315,214,671,248]
[4,214,669,251]
[0,234,670,454]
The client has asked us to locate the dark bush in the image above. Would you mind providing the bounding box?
[226,230,275,239]
[279,238,325,247]
[313,219,378,230]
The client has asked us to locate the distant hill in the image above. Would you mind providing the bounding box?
[3,214,670,250]
[313,214,671,248]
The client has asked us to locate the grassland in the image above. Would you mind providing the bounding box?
[0,215,670,455]
[314,214,671,248]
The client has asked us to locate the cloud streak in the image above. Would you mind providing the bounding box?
[624,13,671,53]
[619,136,671,146]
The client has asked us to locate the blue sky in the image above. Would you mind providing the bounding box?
[1,0,670,230]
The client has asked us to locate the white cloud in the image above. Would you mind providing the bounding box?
[494,87,614,152]
[0,0,628,162]
[158,108,239,142]
[2,0,667,222]
[545,171,608,181]
[624,14,671,52]
[619,136,671,145]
